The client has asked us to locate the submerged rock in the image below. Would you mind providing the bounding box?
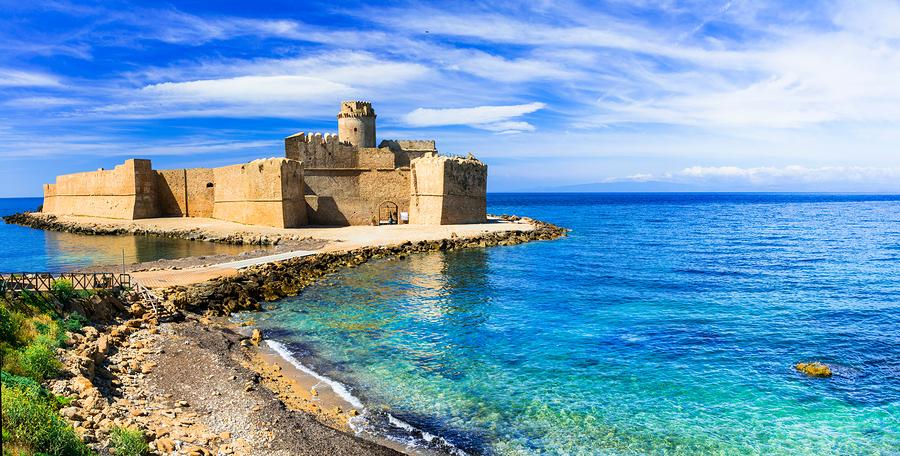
[795,362,832,378]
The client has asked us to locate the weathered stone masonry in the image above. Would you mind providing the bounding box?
[40,101,488,228]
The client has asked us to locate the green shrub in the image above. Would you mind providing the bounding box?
[1,348,22,374]
[63,313,88,333]
[0,307,28,347]
[18,336,61,382]
[0,304,15,343]
[0,384,90,456]
[51,280,77,303]
[34,320,51,336]
[109,427,148,456]
[1,371,47,399]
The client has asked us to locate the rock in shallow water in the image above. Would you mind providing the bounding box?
[795,362,832,377]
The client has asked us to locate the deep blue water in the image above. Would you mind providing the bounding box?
[245,193,900,455]
[0,197,258,271]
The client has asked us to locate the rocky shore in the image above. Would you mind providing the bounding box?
[161,216,567,316]
[2,212,306,245]
[46,294,402,455]
[14,214,567,455]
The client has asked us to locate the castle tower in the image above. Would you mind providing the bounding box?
[337,101,376,148]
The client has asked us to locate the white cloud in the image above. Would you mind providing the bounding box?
[444,50,580,83]
[0,131,278,159]
[142,75,351,104]
[2,96,83,108]
[676,165,900,183]
[376,2,900,130]
[93,53,432,119]
[403,103,546,133]
[0,69,62,87]
[606,165,900,189]
[833,0,900,39]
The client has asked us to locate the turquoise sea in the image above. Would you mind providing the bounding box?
[245,194,900,455]
[3,194,900,454]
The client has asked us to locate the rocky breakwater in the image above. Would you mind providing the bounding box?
[162,217,567,316]
[3,212,297,245]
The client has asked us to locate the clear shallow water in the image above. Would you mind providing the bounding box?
[247,193,900,455]
[0,197,260,272]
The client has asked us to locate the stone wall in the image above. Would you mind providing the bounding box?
[212,158,307,228]
[379,140,436,152]
[284,132,358,168]
[409,156,487,225]
[42,159,158,220]
[155,168,215,218]
[302,167,410,226]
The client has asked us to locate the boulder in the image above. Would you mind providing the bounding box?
[97,335,110,355]
[250,329,263,346]
[59,407,83,421]
[82,326,99,341]
[795,362,832,378]
[155,437,176,452]
[71,376,94,393]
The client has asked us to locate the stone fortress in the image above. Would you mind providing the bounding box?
[41,102,488,228]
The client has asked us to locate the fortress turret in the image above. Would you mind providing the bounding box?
[337,101,376,148]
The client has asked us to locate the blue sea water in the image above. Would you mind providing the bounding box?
[243,193,900,455]
[0,197,259,271]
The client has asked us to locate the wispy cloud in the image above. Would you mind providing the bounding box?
[0,69,62,87]
[603,165,900,190]
[90,52,432,119]
[403,103,546,133]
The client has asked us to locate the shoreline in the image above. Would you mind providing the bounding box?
[161,217,566,454]
[8,211,567,455]
[249,330,469,455]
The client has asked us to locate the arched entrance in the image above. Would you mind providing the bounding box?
[378,201,399,225]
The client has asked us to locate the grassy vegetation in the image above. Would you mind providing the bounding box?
[1,280,95,456]
[109,427,149,456]
[1,383,90,456]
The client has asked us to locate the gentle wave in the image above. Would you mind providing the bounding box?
[266,340,363,408]
[265,339,469,455]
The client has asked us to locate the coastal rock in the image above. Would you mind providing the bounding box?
[71,375,94,393]
[250,329,263,346]
[155,437,176,452]
[161,219,567,317]
[83,326,100,341]
[795,362,832,378]
[97,335,110,355]
[60,407,83,421]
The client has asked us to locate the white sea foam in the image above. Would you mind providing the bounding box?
[266,339,469,456]
[386,414,469,456]
[265,340,363,408]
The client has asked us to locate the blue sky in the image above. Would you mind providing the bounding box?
[2,0,899,196]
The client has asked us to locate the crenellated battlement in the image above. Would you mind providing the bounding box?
[337,101,376,118]
[285,132,343,145]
